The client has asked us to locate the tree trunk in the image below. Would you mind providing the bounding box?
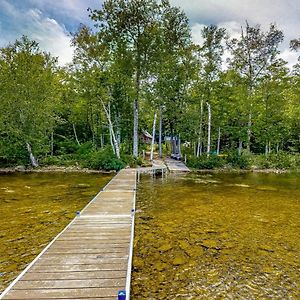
[26,142,38,167]
[265,141,268,156]
[109,126,116,155]
[247,111,252,152]
[133,55,141,158]
[238,140,243,156]
[133,99,139,157]
[206,102,211,156]
[100,133,104,148]
[150,112,157,161]
[73,124,80,146]
[159,106,162,158]
[197,100,203,157]
[101,100,120,159]
[217,127,221,155]
[50,132,54,156]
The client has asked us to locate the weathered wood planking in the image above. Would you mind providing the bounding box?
[164,158,190,172]
[0,168,136,300]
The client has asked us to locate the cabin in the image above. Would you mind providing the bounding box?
[140,130,152,144]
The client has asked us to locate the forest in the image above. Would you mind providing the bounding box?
[0,0,299,170]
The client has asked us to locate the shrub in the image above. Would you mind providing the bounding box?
[76,142,95,159]
[40,154,78,166]
[86,148,125,171]
[252,152,300,169]
[226,151,251,169]
[55,140,79,155]
[121,155,144,168]
[187,155,226,169]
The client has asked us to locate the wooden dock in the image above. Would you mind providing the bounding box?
[0,169,136,300]
[164,158,190,172]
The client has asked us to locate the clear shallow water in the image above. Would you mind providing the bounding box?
[0,172,112,293]
[132,172,300,299]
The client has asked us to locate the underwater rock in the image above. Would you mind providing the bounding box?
[73,183,91,189]
[140,215,153,221]
[178,240,190,250]
[256,185,277,191]
[228,183,250,188]
[158,244,172,252]
[185,246,204,257]
[201,239,219,249]
[258,245,274,252]
[154,262,168,271]
[133,257,145,269]
[15,166,25,172]
[172,256,186,266]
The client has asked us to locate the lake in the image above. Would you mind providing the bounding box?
[132,172,300,299]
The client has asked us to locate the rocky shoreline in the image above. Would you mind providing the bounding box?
[0,164,295,174]
[0,165,116,174]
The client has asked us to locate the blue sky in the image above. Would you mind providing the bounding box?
[0,0,299,66]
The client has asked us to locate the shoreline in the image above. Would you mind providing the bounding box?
[0,165,116,174]
[0,164,297,174]
[191,167,291,174]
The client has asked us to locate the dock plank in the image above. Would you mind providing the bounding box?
[21,271,126,281]
[4,287,118,299]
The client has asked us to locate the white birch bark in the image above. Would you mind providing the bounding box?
[217,127,221,155]
[247,111,252,152]
[73,124,80,146]
[159,106,162,158]
[197,100,204,157]
[26,142,38,167]
[133,100,138,157]
[238,140,243,156]
[101,100,120,159]
[51,132,54,156]
[265,141,268,156]
[206,102,211,156]
[150,112,157,161]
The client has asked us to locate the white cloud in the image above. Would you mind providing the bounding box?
[170,0,300,67]
[191,23,205,46]
[27,0,100,23]
[0,0,74,65]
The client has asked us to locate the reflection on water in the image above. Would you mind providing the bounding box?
[0,172,112,293]
[132,172,300,299]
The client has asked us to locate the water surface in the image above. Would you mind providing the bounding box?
[0,172,112,293]
[132,172,300,299]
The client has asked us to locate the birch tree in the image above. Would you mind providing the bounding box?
[89,0,160,157]
[227,22,284,152]
[0,36,58,166]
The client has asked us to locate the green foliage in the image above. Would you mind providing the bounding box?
[86,148,125,171]
[56,141,80,155]
[0,3,299,169]
[187,155,225,169]
[76,142,95,158]
[40,155,78,167]
[251,153,300,169]
[226,151,251,169]
[121,155,146,168]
